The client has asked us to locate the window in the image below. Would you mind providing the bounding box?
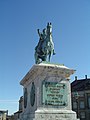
[73,101,77,109]
[88,96,90,108]
[0,114,2,120]
[79,101,85,109]
[80,112,85,119]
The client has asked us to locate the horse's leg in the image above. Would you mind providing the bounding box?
[34,52,40,64]
[53,49,56,55]
[48,51,51,62]
[41,55,47,62]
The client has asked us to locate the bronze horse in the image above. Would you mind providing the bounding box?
[35,22,55,64]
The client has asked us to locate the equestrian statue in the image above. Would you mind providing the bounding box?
[34,22,55,64]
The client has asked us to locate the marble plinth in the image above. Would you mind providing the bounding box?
[20,63,79,120]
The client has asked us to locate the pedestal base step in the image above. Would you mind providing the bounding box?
[34,109,79,120]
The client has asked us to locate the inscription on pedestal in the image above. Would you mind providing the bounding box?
[42,81,67,106]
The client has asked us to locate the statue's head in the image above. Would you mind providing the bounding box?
[43,28,46,34]
[41,33,43,38]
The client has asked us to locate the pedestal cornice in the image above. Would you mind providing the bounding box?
[20,63,75,86]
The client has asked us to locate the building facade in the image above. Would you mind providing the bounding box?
[13,96,23,120]
[71,75,90,120]
[0,110,8,120]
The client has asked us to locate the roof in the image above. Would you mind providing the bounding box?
[0,110,8,114]
[71,78,90,92]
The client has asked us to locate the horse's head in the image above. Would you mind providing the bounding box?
[47,22,52,34]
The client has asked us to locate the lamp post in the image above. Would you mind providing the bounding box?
[74,92,80,119]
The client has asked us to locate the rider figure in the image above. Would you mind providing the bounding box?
[35,28,46,55]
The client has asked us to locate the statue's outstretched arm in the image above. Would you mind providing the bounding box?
[37,29,39,33]
[37,29,41,37]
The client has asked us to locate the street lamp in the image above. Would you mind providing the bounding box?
[74,92,80,119]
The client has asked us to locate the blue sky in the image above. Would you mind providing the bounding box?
[0,0,90,115]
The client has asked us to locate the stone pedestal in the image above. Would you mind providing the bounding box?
[20,63,79,120]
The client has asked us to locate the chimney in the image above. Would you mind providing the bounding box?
[75,76,77,80]
[85,75,87,79]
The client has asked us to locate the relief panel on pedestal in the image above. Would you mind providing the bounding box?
[41,81,68,106]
